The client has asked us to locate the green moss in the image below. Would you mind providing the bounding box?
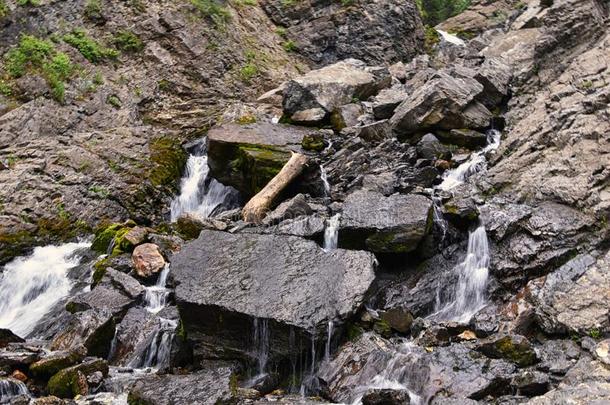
[149,137,188,188]
[106,94,121,108]
[494,336,537,367]
[47,368,84,398]
[301,134,324,152]
[236,145,289,194]
[91,223,126,253]
[275,27,287,38]
[113,30,144,53]
[236,114,257,125]
[191,0,231,28]
[4,35,74,102]
[589,328,602,339]
[92,257,109,285]
[373,319,392,338]
[423,25,440,55]
[0,0,9,17]
[282,40,297,52]
[84,0,103,21]
[239,63,258,82]
[63,29,118,63]
[30,350,84,378]
[16,0,40,6]
[346,324,363,341]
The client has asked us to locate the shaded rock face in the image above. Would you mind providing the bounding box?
[259,0,424,67]
[171,230,376,364]
[283,59,392,124]
[207,123,317,198]
[339,190,433,254]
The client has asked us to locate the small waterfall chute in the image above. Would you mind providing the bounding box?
[0,378,30,403]
[143,264,171,314]
[438,129,501,191]
[170,138,239,222]
[323,214,341,252]
[0,241,91,337]
[320,165,331,197]
[428,224,490,323]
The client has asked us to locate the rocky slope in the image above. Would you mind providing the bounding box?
[0,0,608,404]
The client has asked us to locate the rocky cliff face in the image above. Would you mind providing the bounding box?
[0,0,609,403]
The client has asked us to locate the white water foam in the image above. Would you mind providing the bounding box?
[0,241,90,337]
[436,29,466,47]
[438,129,501,191]
[323,214,341,252]
[170,140,237,221]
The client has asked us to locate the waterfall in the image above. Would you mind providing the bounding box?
[126,264,176,370]
[0,378,29,402]
[127,318,177,370]
[431,198,448,244]
[429,224,490,323]
[438,129,501,191]
[170,139,238,222]
[348,341,424,405]
[320,165,331,196]
[0,241,90,337]
[252,318,270,377]
[323,214,341,251]
[324,320,333,362]
[143,264,171,314]
[436,29,466,47]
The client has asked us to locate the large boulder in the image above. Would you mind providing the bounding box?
[50,310,115,359]
[127,364,236,405]
[259,0,423,67]
[207,123,316,198]
[526,250,610,335]
[29,345,87,378]
[339,190,433,254]
[283,59,391,125]
[47,358,109,398]
[319,333,516,403]
[132,243,166,280]
[389,72,492,137]
[171,230,376,365]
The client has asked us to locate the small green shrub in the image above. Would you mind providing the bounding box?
[423,25,440,55]
[5,35,74,102]
[92,71,104,85]
[106,94,121,108]
[16,0,40,7]
[84,0,103,21]
[89,185,110,198]
[239,63,257,82]
[340,0,353,6]
[275,27,287,38]
[113,30,144,53]
[191,0,231,27]
[63,29,118,63]
[589,328,602,339]
[0,80,11,96]
[282,40,296,52]
[0,0,9,18]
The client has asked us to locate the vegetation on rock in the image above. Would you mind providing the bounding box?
[63,29,118,63]
[416,0,471,26]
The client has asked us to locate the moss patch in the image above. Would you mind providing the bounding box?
[149,137,188,188]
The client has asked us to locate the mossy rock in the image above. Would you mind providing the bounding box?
[479,335,538,368]
[48,358,109,398]
[29,346,86,378]
[373,319,393,338]
[91,222,136,255]
[301,133,325,152]
[148,137,188,188]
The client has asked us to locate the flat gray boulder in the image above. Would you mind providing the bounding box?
[390,71,492,136]
[283,59,391,124]
[171,230,376,363]
[339,190,433,253]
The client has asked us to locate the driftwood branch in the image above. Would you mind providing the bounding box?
[242,153,309,224]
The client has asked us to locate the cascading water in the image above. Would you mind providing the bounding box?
[428,128,501,322]
[323,214,341,251]
[320,166,331,197]
[170,139,238,221]
[0,378,29,403]
[436,29,466,47]
[438,129,501,191]
[0,241,91,337]
[143,264,171,314]
[428,224,490,323]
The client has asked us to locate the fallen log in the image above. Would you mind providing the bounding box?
[242,152,309,224]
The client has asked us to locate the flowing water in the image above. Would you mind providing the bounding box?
[0,378,29,403]
[143,264,171,314]
[0,241,91,337]
[436,29,466,47]
[320,165,331,197]
[428,224,491,323]
[323,214,341,251]
[438,129,501,191]
[170,139,238,221]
